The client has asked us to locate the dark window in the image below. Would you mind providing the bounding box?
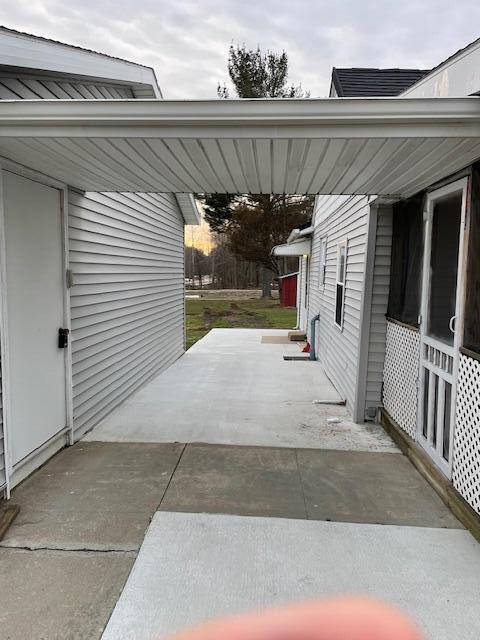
[464,164,480,355]
[387,195,424,326]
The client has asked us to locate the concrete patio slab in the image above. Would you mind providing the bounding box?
[297,449,462,528]
[160,444,307,519]
[158,444,460,528]
[0,547,134,640]
[1,442,184,550]
[101,511,480,640]
[85,329,397,453]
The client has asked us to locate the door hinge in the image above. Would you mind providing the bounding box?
[66,269,74,289]
[418,314,422,326]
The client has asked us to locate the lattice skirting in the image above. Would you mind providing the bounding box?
[383,321,420,438]
[452,354,480,514]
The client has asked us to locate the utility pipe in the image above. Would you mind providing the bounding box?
[309,313,320,361]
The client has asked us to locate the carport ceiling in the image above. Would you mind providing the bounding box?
[0,97,479,198]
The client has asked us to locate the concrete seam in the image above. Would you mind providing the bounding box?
[294,449,309,520]
[156,442,187,511]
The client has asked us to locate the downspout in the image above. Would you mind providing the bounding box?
[309,313,320,361]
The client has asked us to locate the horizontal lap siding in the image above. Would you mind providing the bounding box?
[308,195,370,414]
[365,208,392,416]
[69,190,184,438]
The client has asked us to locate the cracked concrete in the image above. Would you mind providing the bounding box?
[2,441,184,551]
[0,441,184,639]
[0,547,135,640]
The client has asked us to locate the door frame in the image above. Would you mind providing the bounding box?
[417,176,469,477]
[0,160,73,495]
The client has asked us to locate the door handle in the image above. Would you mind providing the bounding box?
[58,328,69,349]
[449,315,456,334]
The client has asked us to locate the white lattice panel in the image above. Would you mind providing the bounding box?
[383,321,420,438]
[452,354,480,514]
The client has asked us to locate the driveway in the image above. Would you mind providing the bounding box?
[85,329,396,452]
[2,329,480,639]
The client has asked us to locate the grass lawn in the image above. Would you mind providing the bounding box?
[185,298,297,349]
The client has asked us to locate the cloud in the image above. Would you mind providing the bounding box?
[0,0,479,98]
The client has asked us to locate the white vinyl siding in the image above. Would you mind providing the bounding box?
[364,207,393,417]
[69,190,184,439]
[0,359,5,491]
[307,195,371,413]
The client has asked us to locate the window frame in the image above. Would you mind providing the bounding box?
[334,239,348,329]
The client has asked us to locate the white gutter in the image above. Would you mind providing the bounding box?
[272,238,311,256]
[286,226,314,243]
[298,225,314,237]
[0,96,478,135]
[287,229,301,243]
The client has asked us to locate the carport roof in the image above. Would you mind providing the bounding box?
[0,96,479,200]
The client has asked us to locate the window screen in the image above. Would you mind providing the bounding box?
[464,164,480,355]
[387,195,424,326]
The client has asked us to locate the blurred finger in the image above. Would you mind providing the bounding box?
[168,598,422,640]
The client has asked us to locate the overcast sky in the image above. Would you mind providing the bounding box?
[1,0,479,99]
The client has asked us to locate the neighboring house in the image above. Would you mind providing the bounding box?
[0,27,200,494]
[277,38,480,516]
[329,67,430,97]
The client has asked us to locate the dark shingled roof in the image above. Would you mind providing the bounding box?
[331,68,431,97]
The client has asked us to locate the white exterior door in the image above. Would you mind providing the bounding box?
[3,171,67,468]
[418,178,468,477]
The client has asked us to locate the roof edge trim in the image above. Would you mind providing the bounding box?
[175,193,201,225]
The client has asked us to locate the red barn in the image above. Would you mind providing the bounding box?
[278,272,298,307]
